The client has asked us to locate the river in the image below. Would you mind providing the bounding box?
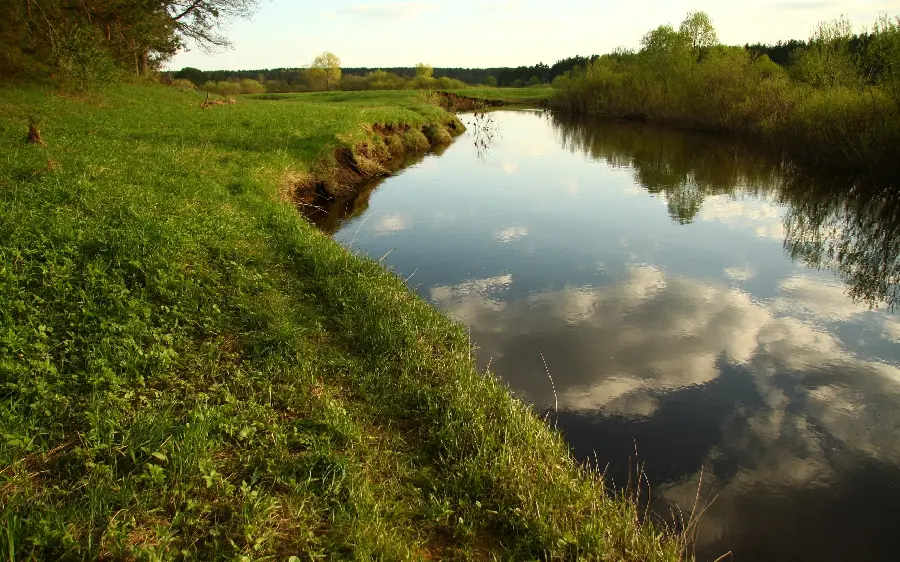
[304,109,900,561]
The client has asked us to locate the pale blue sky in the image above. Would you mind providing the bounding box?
[169,0,897,70]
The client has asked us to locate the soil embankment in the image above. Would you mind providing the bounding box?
[288,116,465,203]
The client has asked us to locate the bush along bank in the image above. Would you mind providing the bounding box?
[0,84,689,560]
[551,12,900,182]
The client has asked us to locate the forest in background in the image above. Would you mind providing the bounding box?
[551,12,900,179]
[170,58,595,93]
[168,29,891,94]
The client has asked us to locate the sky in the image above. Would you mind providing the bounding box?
[168,0,898,71]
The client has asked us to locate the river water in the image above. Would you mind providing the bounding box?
[305,110,900,561]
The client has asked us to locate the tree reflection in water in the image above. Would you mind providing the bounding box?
[551,114,900,309]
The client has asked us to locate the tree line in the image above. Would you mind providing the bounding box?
[171,33,895,96]
[170,58,598,93]
[551,12,900,180]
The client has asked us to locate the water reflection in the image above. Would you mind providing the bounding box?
[553,114,900,309]
[783,181,900,310]
[301,151,431,235]
[312,110,900,561]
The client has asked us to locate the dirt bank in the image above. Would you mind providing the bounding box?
[287,115,465,203]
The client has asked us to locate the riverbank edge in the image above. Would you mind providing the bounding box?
[547,91,900,183]
[438,90,551,110]
[0,84,688,560]
[288,114,465,203]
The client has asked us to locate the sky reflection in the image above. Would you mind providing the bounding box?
[315,110,900,561]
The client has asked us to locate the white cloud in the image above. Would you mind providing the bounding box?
[754,222,786,240]
[425,262,900,558]
[501,161,519,175]
[699,195,786,240]
[771,274,867,322]
[434,265,776,413]
[430,265,900,431]
[700,197,779,223]
[430,274,512,327]
[495,226,528,244]
[724,265,756,282]
[374,213,408,234]
[881,317,900,343]
[430,274,512,302]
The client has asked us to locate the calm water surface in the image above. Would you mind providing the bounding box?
[306,110,900,561]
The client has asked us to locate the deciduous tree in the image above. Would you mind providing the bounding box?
[415,62,434,79]
[679,11,719,60]
[311,51,341,90]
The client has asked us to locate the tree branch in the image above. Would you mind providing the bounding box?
[173,0,205,21]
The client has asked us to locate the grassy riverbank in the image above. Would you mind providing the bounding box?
[0,84,686,560]
[254,88,554,109]
[448,87,554,105]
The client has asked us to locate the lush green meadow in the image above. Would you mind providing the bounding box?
[247,89,443,108]
[0,84,686,560]
[253,87,555,107]
[448,87,554,105]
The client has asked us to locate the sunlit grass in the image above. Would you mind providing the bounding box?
[0,83,687,560]
[448,86,554,104]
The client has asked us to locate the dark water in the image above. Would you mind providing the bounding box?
[305,110,900,561]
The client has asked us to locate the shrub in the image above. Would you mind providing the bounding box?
[199,80,263,95]
[239,78,265,94]
[551,11,900,179]
[52,25,119,90]
[436,76,463,89]
[170,78,196,90]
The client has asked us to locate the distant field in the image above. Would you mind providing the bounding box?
[249,87,555,106]
[447,86,554,104]
[247,89,429,108]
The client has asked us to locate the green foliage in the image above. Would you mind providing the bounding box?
[311,51,341,91]
[51,25,119,89]
[679,11,718,60]
[0,1,259,81]
[791,15,862,88]
[436,75,466,89]
[239,78,265,94]
[415,62,434,79]
[200,78,265,95]
[482,75,498,87]
[302,69,469,92]
[169,78,196,90]
[174,66,206,86]
[0,83,686,560]
[552,11,900,180]
[866,16,900,111]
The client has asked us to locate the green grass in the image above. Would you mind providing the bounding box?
[251,88,554,107]
[0,83,686,560]
[446,87,554,104]
[246,89,443,108]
